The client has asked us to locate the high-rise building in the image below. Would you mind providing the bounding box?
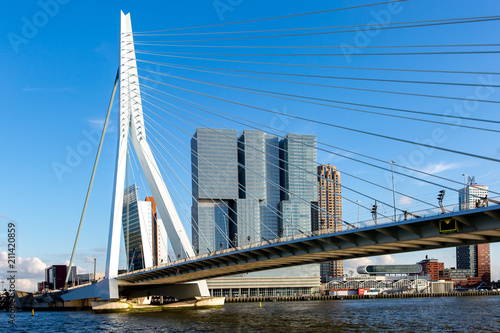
[459,184,488,210]
[122,185,169,270]
[191,128,238,255]
[314,164,343,282]
[455,244,491,286]
[454,183,491,286]
[278,134,318,237]
[237,130,280,245]
[191,129,320,296]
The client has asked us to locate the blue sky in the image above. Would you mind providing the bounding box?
[1,0,499,290]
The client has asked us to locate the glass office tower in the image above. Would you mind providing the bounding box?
[237,130,280,245]
[278,134,318,237]
[122,184,156,271]
[192,129,320,296]
[191,128,238,255]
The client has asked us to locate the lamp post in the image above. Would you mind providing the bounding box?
[390,160,397,222]
[462,173,468,210]
[356,200,361,224]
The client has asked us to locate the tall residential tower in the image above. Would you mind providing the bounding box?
[455,182,491,286]
[315,164,343,282]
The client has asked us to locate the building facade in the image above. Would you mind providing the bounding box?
[314,164,343,282]
[454,183,491,287]
[418,256,444,281]
[45,265,76,289]
[191,129,320,296]
[191,128,238,255]
[122,185,168,271]
[459,184,488,210]
[278,134,318,237]
[326,265,450,295]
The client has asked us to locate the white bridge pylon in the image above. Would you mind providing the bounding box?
[104,11,208,296]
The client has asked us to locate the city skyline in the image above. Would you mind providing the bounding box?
[1,0,499,291]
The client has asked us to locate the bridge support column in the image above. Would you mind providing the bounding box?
[61,278,119,302]
[121,282,210,300]
[104,10,208,297]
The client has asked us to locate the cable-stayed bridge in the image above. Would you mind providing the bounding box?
[62,4,500,302]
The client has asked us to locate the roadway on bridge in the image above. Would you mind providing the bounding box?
[116,205,500,287]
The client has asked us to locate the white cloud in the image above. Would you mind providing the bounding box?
[343,257,373,275]
[87,118,105,129]
[86,118,115,133]
[421,162,461,174]
[0,251,47,277]
[343,255,396,275]
[0,251,48,291]
[19,257,47,275]
[398,196,413,206]
[85,256,94,264]
[376,254,396,265]
[17,279,37,292]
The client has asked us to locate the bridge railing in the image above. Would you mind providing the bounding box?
[117,198,499,277]
[342,196,500,231]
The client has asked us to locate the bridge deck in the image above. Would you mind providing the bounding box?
[116,205,500,286]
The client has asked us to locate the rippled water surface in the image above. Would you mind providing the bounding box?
[2,296,500,332]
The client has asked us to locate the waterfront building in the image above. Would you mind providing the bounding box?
[45,265,76,289]
[418,256,444,281]
[454,182,491,286]
[326,264,453,295]
[191,129,320,296]
[122,185,168,270]
[314,164,343,282]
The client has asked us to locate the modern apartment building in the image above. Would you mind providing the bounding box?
[314,164,343,282]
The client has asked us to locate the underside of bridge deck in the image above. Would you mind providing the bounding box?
[116,205,500,287]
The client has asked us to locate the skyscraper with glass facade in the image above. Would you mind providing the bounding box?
[237,130,280,245]
[122,184,169,271]
[191,128,238,255]
[278,134,318,237]
[191,129,320,296]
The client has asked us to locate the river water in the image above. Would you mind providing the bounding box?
[2,296,500,332]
